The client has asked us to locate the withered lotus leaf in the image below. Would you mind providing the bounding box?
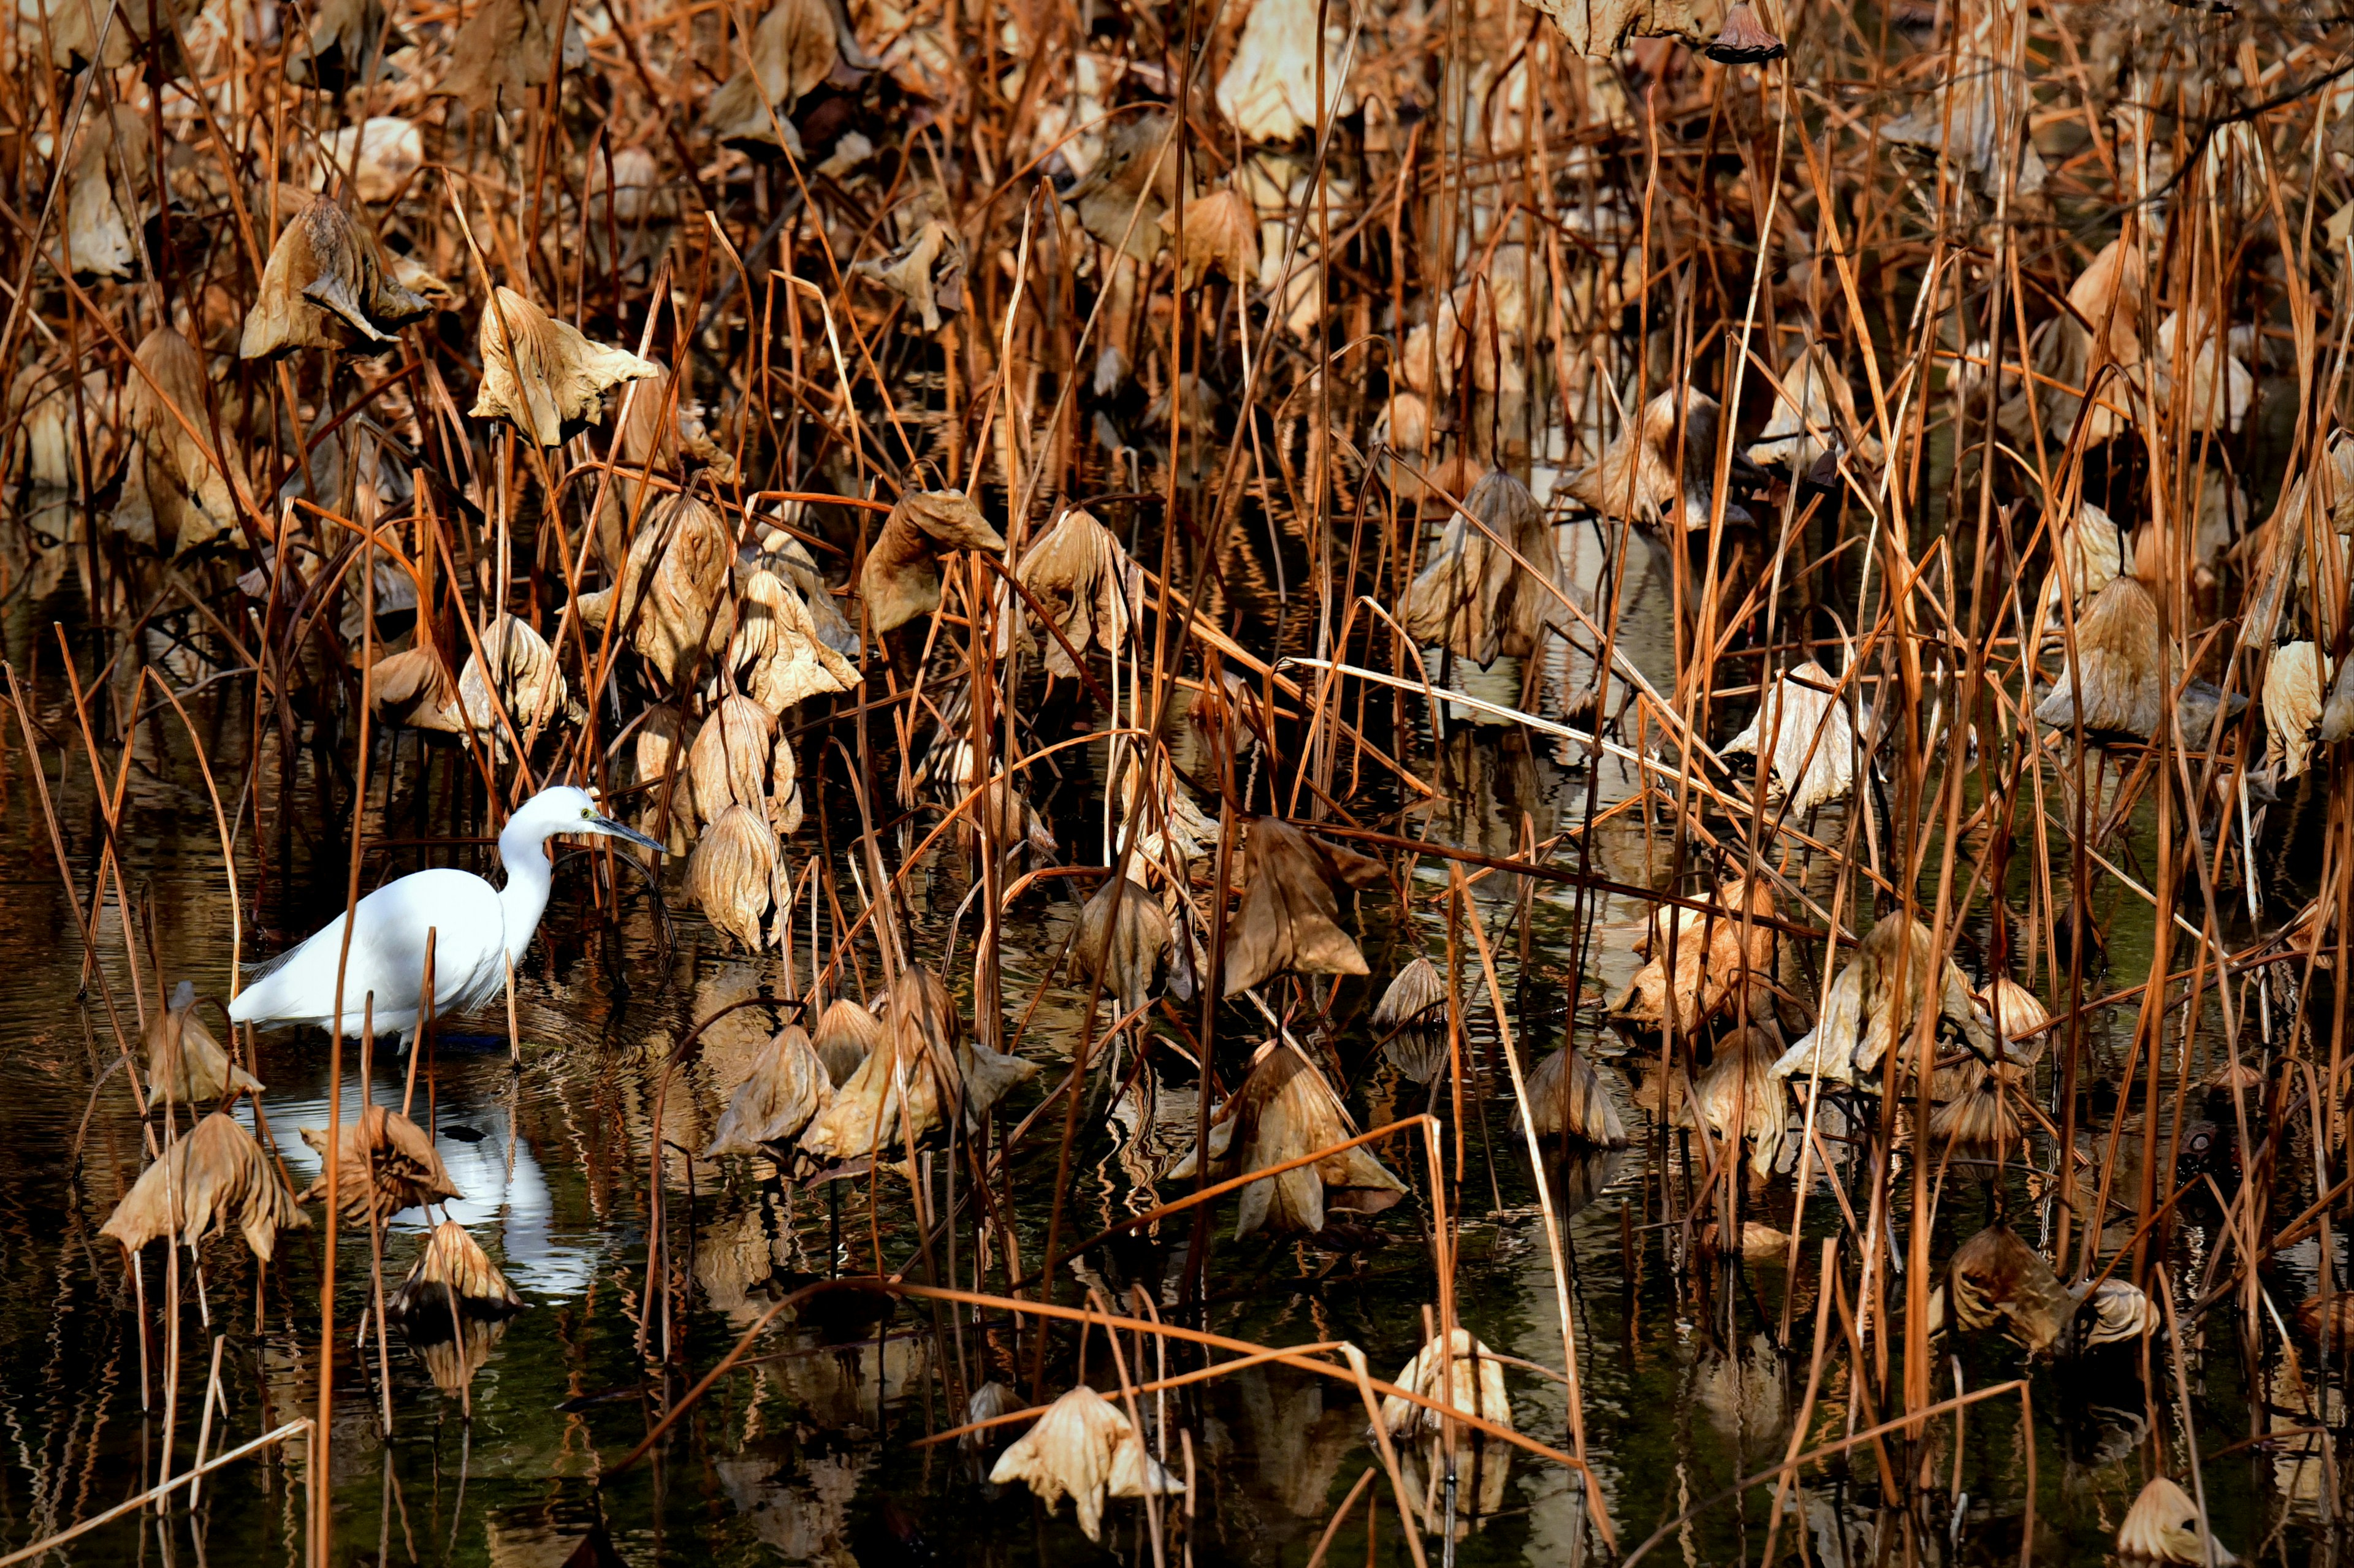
[611,493,737,687]
[1567,387,1731,532]
[1220,818,1385,996]
[66,107,156,280]
[457,614,576,745]
[472,287,659,446]
[813,997,882,1086]
[1376,1328,1514,1439]
[1612,874,1777,1039]
[240,194,432,359]
[1215,0,1355,141]
[441,0,583,110]
[1016,508,1136,677]
[1946,1224,2072,1357]
[850,218,966,331]
[1171,1045,1406,1238]
[799,969,1033,1160]
[730,568,859,716]
[1401,470,1563,668]
[389,1219,522,1319]
[286,0,403,90]
[2075,1279,2158,1350]
[1724,661,1855,818]
[1676,1024,1784,1173]
[2033,574,2165,739]
[2264,641,2325,782]
[1372,956,1449,1083]
[707,1022,832,1154]
[688,695,788,828]
[988,1385,1179,1543]
[31,0,185,69]
[859,489,1007,634]
[1975,975,2047,1066]
[1746,343,1872,472]
[146,980,261,1106]
[299,1103,462,1218]
[1928,1068,2019,1149]
[370,645,464,734]
[126,327,239,554]
[703,0,842,147]
[2116,1477,2231,1565]
[1514,1045,1628,1147]
[687,802,780,951]
[1072,876,1170,1014]
[102,1111,308,1261]
[1064,112,1183,262]
[1165,187,1260,290]
[1770,915,1992,1087]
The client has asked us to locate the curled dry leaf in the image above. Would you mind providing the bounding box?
[1946,1224,2071,1357]
[1927,1066,2017,1149]
[1881,0,2046,196]
[1072,876,1171,1015]
[1401,470,1566,668]
[2264,641,2326,782]
[729,567,859,716]
[146,980,261,1105]
[2073,1278,2157,1351]
[800,969,1034,1160]
[609,492,737,688]
[1376,1328,1512,1439]
[370,645,463,733]
[66,107,156,281]
[441,0,584,110]
[1746,343,1876,472]
[988,1385,1179,1543]
[859,488,1007,634]
[1520,0,1724,58]
[1171,1044,1406,1238]
[1372,956,1449,1083]
[2054,500,2127,603]
[28,0,184,69]
[1612,873,1777,1040]
[813,997,882,1086]
[413,1315,507,1398]
[1164,187,1260,289]
[1221,818,1385,996]
[389,1219,522,1319]
[1770,914,1993,1086]
[457,614,577,747]
[240,194,432,359]
[124,326,239,554]
[312,117,422,204]
[2155,307,2253,435]
[1568,387,1745,531]
[687,802,781,951]
[2117,1477,2234,1565]
[1216,0,1354,143]
[287,0,403,89]
[1682,1024,1786,1173]
[1724,660,1856,816]
[2325,649,2354,746]
[707,1022,833,1154]
[299,1103,462,1218]
[471,286,659,446]
[1974,973,2047,1067]
[688,694,795,829]
[1016,507,1137,677]
[2033,575,2164,739]
[703,0,843,147]
[101,1111,308,1261]
[850,218,966,331]
[1514,1045,1629,1147]
[1065,112,1183,262]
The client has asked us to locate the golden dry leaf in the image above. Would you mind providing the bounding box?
[311,117,422,203]
[1171,1044,1406,1238]
[1746,342,1877,472]
[29,0,183,68]
[441,0,582,110]
[299,1103,461,1218]
[1515,1045,1628,1147]
[1973,974,2047,1066]
[1612,874,1777,1039]
[146,981,261,1106]
[240,194,432,359]
[2075,1279,2157,1350]
[1927,1068,2017,1149]
[2155,307,2253,435]
[730,567,859,715]
[1221,818,1385,995]
[1567,386,1735,532]
[850,218,966,330]
[989,1385,1178,1542]
[1724,661,1856,816]
[1401,470,1564,667]
[370,645,464,733]
[707,1022,833,1153]
[1697,1219,1792,1260]
[703,0,841,147]
[1683,1025,1785,1173]
[1016,507,1136,677]
[687,694,787,828]
[1377,1328,1512,1439]
[1216,0,1354,141]
[1881,0,2047,196]
[1770,914,1992,1086]
[605,493,736,688]
[859,489,1007,634]
[457,614,576,746]
[2117,1477,2233,1565]
[1072,876,1170,1014]
[66,107,156,280]
[1372,956,1448,1081]
[471,286,658,445]
[2264,641,2325,782]
[1164,187,1260,289]
[2033,574,2165,738]
[1065,113,1184,262]
[687,802,780,951]
[1947,1224,2071,1357]
[101,1111,309,1261]
[125,326,240,553]
[286,0,402,89]
[1522,0,1726,56]
[813,997,882,1086]
[389,1219,522,1319]
[799,969,1032,1160]
[2054,501,2127,603]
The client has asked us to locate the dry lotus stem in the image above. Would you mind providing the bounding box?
[101,1111,309,1262]
[470,286,658,446]
[1219,818,1386,996]
[706,1022,833,1154]
[987,1385,1178,1542]
[859,488,1007,634]
[145,980,262,1106]
[299,1103,462,1218]
[240,194,433,359]
[687,802,782,952]
[389,1219,523,1320]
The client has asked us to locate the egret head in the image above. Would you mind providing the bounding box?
[514,785,666,854]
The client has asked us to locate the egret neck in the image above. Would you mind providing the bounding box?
[496,810,561,969]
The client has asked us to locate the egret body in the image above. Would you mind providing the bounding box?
[229,786,664,1046]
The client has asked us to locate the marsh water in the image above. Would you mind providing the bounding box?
[0,525,2325,1568]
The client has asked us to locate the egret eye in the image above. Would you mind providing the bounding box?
[581,808,592,819]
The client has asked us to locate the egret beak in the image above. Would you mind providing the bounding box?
[591,815,668,855]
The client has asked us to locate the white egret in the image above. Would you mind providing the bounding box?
[230,785,666,1048]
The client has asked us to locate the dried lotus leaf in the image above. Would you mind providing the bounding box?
[989,1385,1175,1543]
[1214,0,1354,142]
[441,0,583,110]
[240,195,430,359]
[389,1219,522,1319]
[703,0,841,145]
[1514,1045,1629,1147]
[1610,875,1778,1038]
[707,1022,831,1152]
[2116,1477,2231,1564]
[1400,468,1570,667]
[1723,661,1855,816]
[1165,186,1262,289]
[1220,818,1385,995]
[687,802,779,951]
[145,981,261,1105]
[614,492,736,683]
[287,0,405,90]
[1071,876,1170,1014]
[1522,0,1726,56]
[1376,1328,1513,1439]
[687,695,783,826]
[731,568,859,715]
[1567,386,1735,531]
[102,1112,308,1261]
[471,287,658,446]
[1016,508,1137,677]
[2033,575,2166,739]
[126,326,240,553]
[850,218,965,331]
[456,614,574,747]
[859,489,1007,634]
[1770,914,1992,1086]
[2264,641,2326,782]
[1064,113,1183,262]
[299,1103,461,1218]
